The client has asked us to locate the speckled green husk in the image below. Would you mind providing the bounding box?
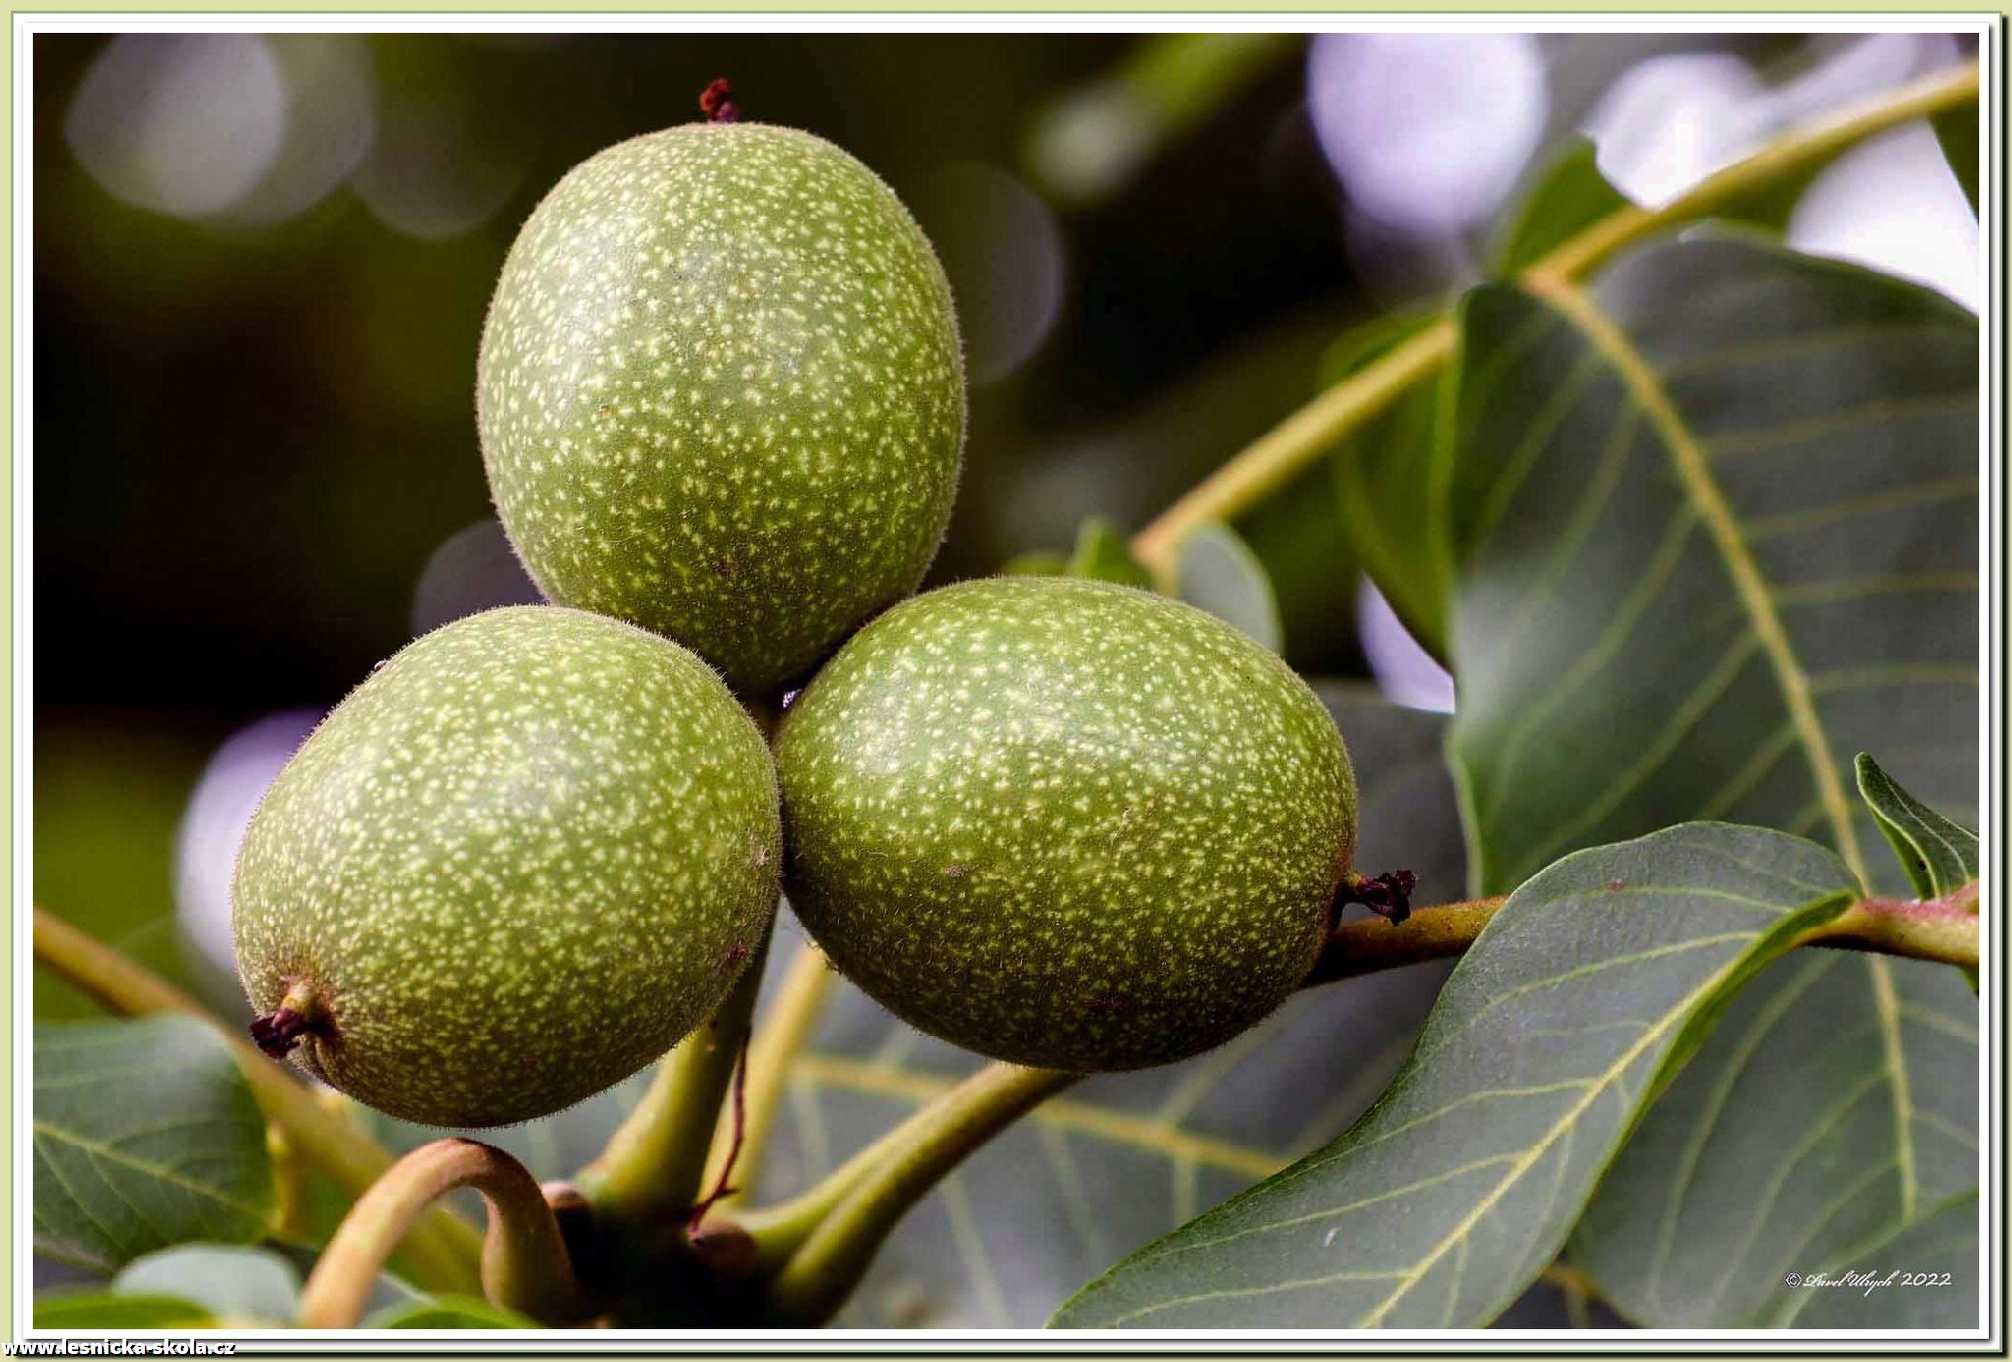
[232,606,782,1128]
[477,121,966,698]
[777,578,1357,1072]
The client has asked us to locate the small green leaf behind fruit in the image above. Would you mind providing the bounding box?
[1854,752,1979,900]
[1001,549,1068,576]
[1174,522,1283,652]
[33,1016,275,1272]
[1066,517,1154,589]
[1050,823,1858,1328]
[34,1292,217,1329]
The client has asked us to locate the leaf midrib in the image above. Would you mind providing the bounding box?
[32,1121,269,1221]
[1355,935,1760,1327]
[1521,272,1924,1240]
[1519,273,1865,881]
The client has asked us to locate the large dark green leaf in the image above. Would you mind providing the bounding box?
[1571,950,1977,1326]
[1448,234,1977,897]
[1050,824,1858,1327]
[34,1017,275,1271]
[1855,752,1978,899]
[1444,232,1981,1331]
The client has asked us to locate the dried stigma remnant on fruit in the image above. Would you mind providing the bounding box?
[232,606,781,1128]
[477,104,966,698]
[777,577,1358,1073]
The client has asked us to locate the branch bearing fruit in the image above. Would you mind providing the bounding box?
[232,606,782,1128]
[477,119,966,698]
[777,577,1357,1071]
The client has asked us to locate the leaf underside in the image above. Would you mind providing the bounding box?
[33,1016,275,1273]
[1570,949,1979,1327]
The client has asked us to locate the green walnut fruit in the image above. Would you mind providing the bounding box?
[776,577,1357,1072]
[232,606,781,1128]
[477,114,966,698]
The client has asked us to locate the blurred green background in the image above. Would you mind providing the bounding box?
[34,26,1977,1019]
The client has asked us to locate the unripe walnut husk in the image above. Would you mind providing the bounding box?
[232,606,781,1128]
[478,117,966,699]
[777,577,1358,1072]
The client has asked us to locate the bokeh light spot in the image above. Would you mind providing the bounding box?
[173,709,322,978]
[1307,33,1549,234]
[66,34,288,220]
[1789,121,1979,311]
[410,518,545,637]
[910,162,1067,385]
[1357,580,1455,714]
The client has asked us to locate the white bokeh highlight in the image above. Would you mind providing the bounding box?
[1357,580,1455,714]
[174,709,321,978]
[1589,33,1966,208]
[913,163,1067,385]
[1308,33,1549,233]
[66,35,289,219]
[1789,121,1980,310]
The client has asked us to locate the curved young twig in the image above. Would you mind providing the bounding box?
[297,1139,585,1329]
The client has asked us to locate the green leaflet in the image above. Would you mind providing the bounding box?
[1854,752,1979,899]
[1323,310,1457,659]
[1051,823,1856,1328]
[33,1017,275,1272]
[1931,104,1980,214]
